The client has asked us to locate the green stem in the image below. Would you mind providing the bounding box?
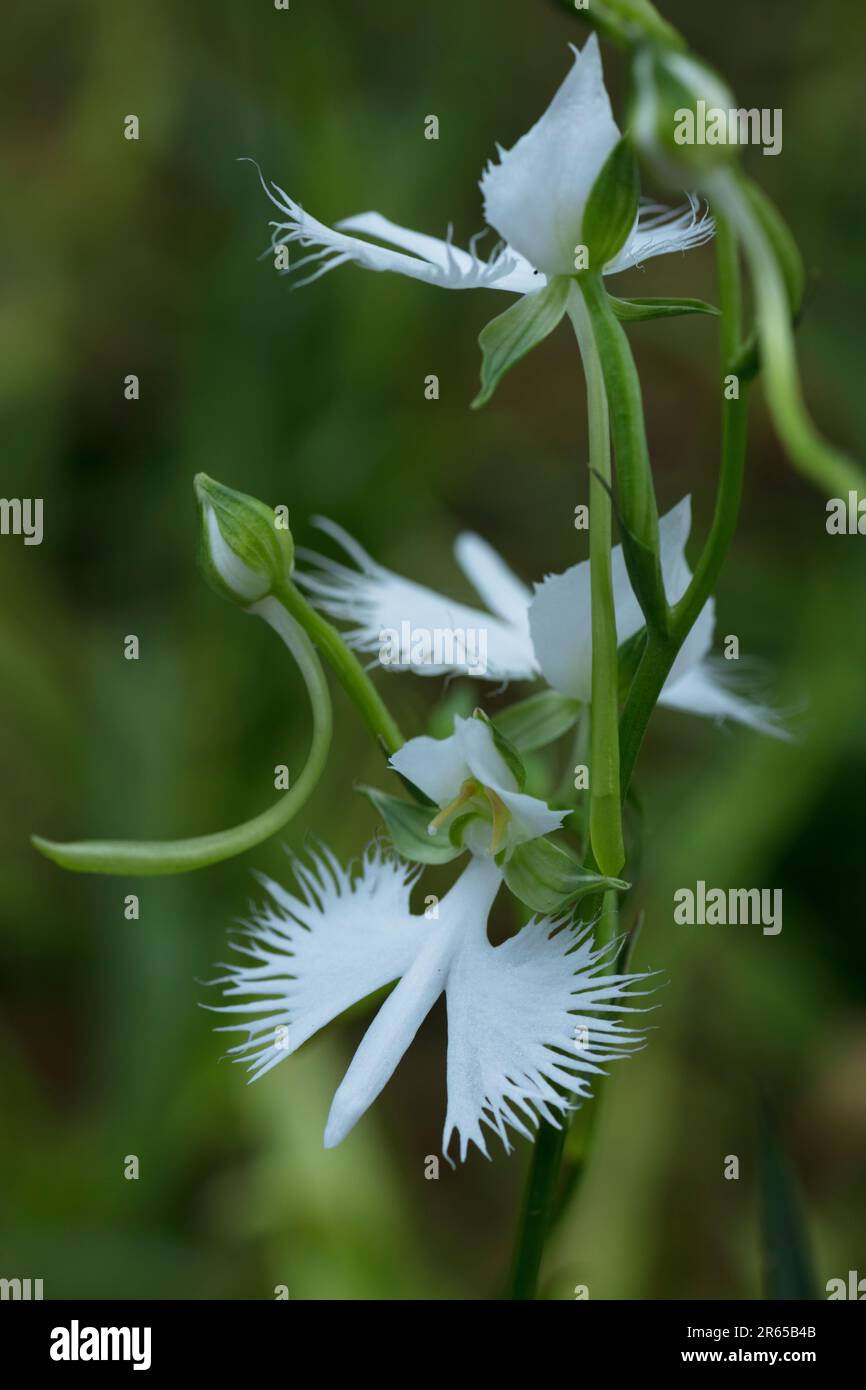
[508,208,752,1301]
[569,285,625,878]
[509,282,636,1299]
[707,167,861,498]
[619,212,751,793]
[509,1119,569,1300]
[274,578,404,756]
[32,597,333,875]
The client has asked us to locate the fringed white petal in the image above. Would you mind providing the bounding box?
[253,163,537,292]
[209,843,426,1081]
[606,193,716,275]
[443,912,654,1162]
[295,518,538,682]
[337,211,545,294]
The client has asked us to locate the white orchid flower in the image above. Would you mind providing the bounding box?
[297,498,790,740]
[390,713,565,856]
[255,36,712,294]
[213,842,650,1162]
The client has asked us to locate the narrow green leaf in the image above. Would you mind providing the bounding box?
[758,1099,817,1301]
[359,785,462,865]
[503,837,628,916]
[472,277,570,409]
[581,136,641,271]
[609,295,720,322]
[494,691,582,753]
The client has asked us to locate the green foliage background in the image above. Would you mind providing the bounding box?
[1,0,864,1299]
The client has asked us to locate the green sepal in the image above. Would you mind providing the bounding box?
[471,708,526,788]
[358,785,462,865]
[472,277,570,409]
[502,837,628,916]
[580,136,641,272]
[493,690,582,754]
[609,295,720,322]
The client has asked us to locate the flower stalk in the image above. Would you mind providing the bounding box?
[32,476,405,876]
[32,601,333,874]
[509,201,752,1301]
[568,285,625,879]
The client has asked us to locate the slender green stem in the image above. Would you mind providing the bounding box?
[509,1118,569,1300]
[508,206,753,1301]
[569,285,624,878]
[707,167,861,497]
[32,597,333,875]
[274,578,404,756]
[509,281,637,1300]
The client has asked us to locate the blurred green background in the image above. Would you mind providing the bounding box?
[1,0,864,1300]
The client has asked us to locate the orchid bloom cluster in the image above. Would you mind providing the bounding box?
[205,34,792,1163]
[33,2,856,1268]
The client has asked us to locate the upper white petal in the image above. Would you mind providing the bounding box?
[527,557,594,701]
[527,496,695,700]
[389,730,470,807]
[453,715,517,790]
[454,532,533,634]
[479,36,621,276]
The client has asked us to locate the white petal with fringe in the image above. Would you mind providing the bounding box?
[252,38,712,296]
[211,846,650,1162]
[298,500,790,739]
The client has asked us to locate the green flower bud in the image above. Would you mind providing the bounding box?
[194,473,293,605]
[632,46,737,179]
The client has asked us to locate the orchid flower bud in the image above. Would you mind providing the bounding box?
[632,45,737,180]
[194,473,293,605]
